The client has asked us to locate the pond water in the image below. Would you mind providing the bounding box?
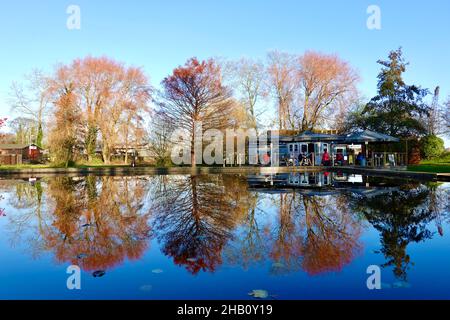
[0,172,449,300]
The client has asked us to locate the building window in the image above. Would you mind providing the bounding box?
[301,144,308,154]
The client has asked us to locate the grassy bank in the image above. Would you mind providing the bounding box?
[407,153,450,173]
[407,164,450,173]
[0,163,137,171]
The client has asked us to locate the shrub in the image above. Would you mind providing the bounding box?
[421,135,445,159]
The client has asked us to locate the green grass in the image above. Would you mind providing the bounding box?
[0,164,54,170]
[407,153,450,173]
[407,164,450,173]
[0,163,142,171]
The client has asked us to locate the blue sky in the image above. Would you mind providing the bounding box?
[0,0,449,144]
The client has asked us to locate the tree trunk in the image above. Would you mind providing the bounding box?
[190,133,197,168]
[102,143,111,165]
[86,125,97,162]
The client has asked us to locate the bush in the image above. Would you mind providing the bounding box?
[421,135,445,159]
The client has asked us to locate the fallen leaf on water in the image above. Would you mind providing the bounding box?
[152,269,164,274]
[248,290,269,299]
[93,270,106,278]
[271,262,285,269]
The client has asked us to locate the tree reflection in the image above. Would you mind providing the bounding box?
[7,176,151,273]
[150,174,251,274]
[350,183,436,281]
[225,191,363,276]
[3,174,448,281]
[47,177,152,272]
[299,195,362,275]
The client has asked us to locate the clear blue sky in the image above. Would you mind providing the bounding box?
[0,0,449,144]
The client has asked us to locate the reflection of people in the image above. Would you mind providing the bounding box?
[322,149,331,166]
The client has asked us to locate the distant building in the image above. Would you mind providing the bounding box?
[260,129,404,167]
[0,144,43,165]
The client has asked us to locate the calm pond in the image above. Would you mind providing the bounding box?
[0,172,449,300]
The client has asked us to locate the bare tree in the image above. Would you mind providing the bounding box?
[9,117,39,144]
[9,69,51,147]
[147,111,174,166]
[224,58,267,134]
[267,51,299,130]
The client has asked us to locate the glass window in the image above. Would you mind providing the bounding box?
[301,144,308,153]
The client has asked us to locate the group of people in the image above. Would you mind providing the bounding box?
[321,149,344,166]
[284,148,369,167]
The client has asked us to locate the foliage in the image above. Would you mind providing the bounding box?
[49,57,152,164]
[421,135,445,159]
[359,48,429,138]
[47,78,81,168]
[158,57,236,167]
[267,50,359,131]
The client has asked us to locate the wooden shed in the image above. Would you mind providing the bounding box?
[0,144,43,165]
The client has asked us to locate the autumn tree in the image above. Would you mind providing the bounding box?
[95,64,151,164]
[297,51,359,131]
[49,57,151,164]
[47,66,82,167]
[158,58,235,167]
[9,70,51,148]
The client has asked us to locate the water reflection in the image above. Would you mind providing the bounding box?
[1,172,449,283]
[4,177,152,273]
[150,175,252,274]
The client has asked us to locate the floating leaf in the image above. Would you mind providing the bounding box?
[93,270,106,278]
[272,262,285,269]
[248,290,269,299]
[152,269,164,274]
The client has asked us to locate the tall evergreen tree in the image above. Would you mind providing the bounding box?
[361,48,429,138]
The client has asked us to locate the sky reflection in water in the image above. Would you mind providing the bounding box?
[0,173,449,300]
